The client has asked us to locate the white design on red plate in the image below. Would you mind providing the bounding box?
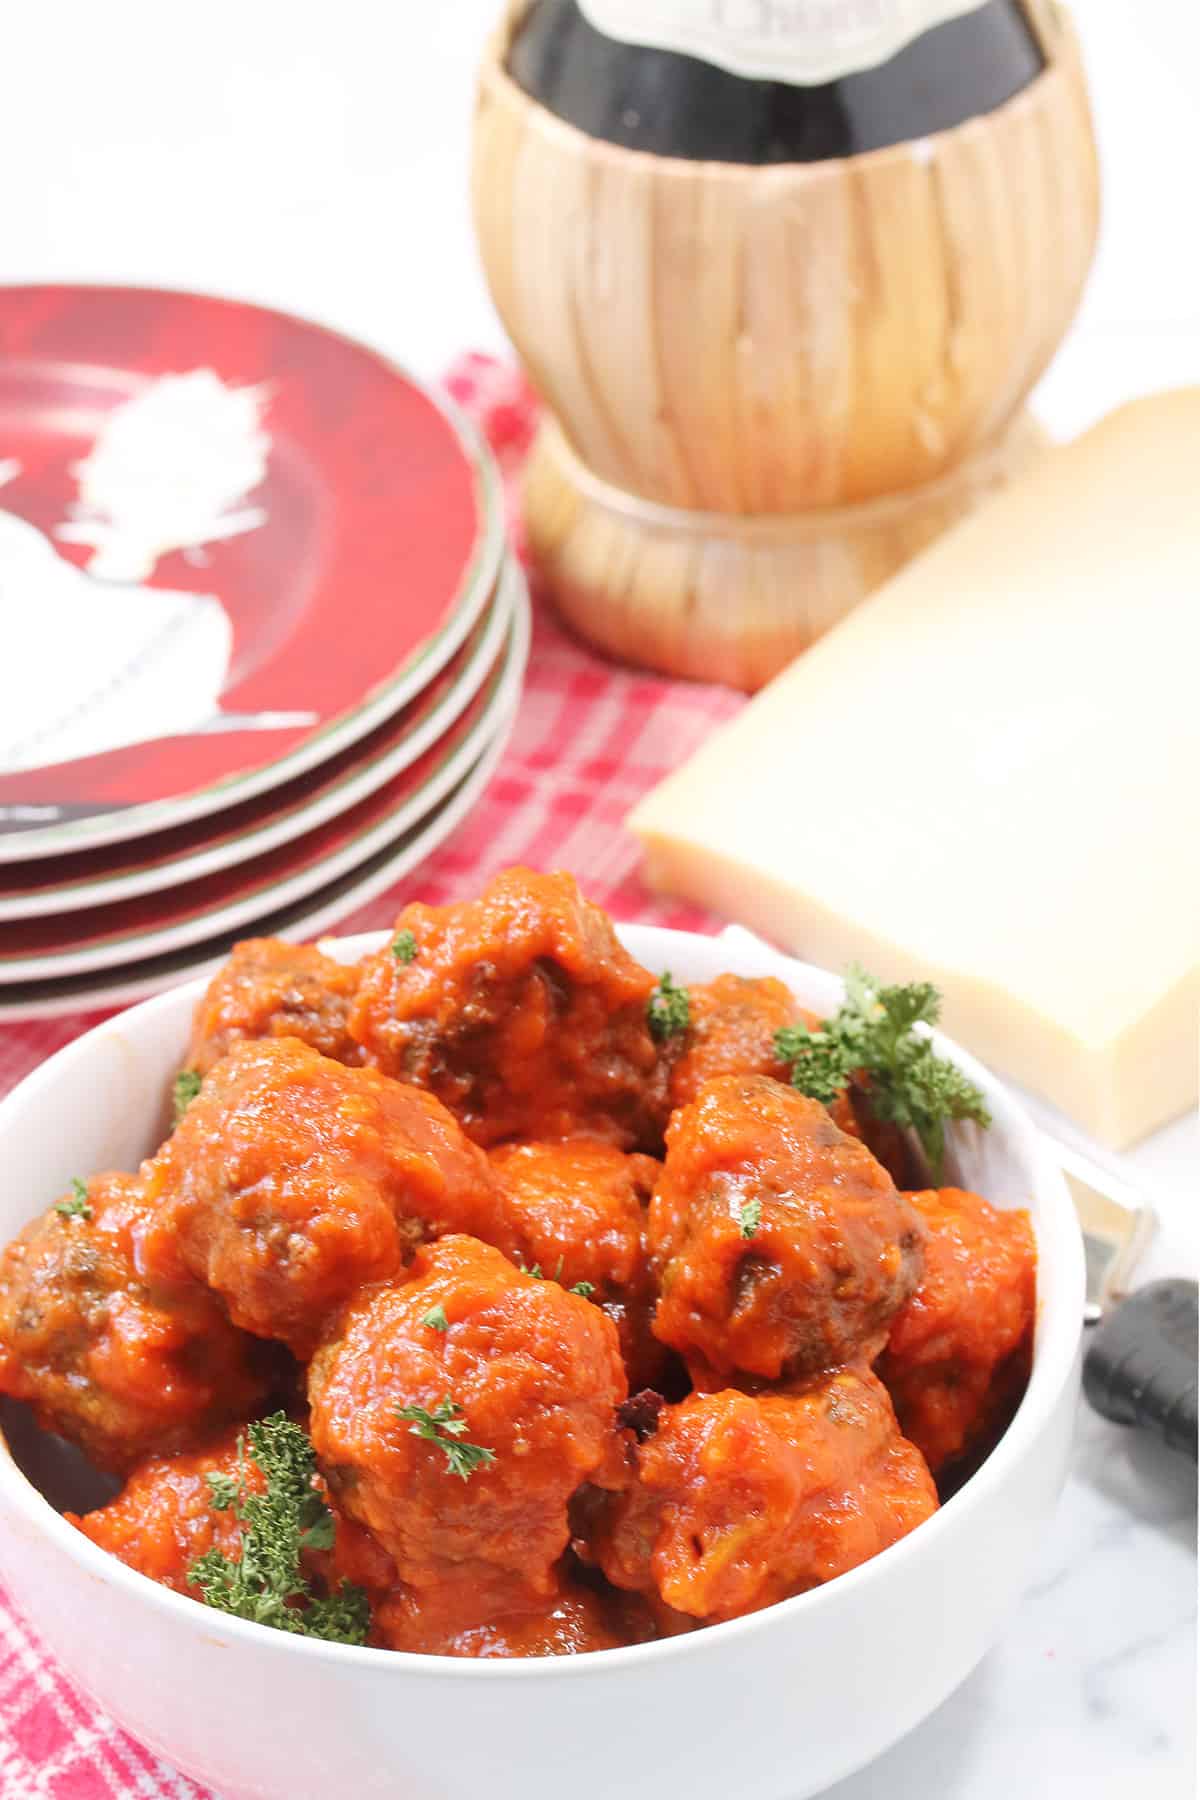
[56,369,271,581]
[1,373,314,773]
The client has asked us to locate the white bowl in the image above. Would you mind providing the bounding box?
[0,926,1084,1800]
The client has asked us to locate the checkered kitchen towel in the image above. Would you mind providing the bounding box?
[0,354,745,1797]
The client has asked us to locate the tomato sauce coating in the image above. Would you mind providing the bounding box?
[662,974,814,1112]
[649,1075,924,1380]
[308,1235,627,1609]
[876,1188,1036,1473]
[488,1139,665,1390]
[661,976,917,1188]
[590,1371,937,1621]
[347,868,661,1148]
[826,1080,923,1192]
[186,938,364,1077]
[69,1424,394,1602]
[373,1569,665,1657]
[0,1173,273,1473]
[143,1038,512,1356]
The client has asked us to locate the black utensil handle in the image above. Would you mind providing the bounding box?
[1082,1278,1198,1461]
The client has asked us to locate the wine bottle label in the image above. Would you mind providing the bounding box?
[576,0,994,85]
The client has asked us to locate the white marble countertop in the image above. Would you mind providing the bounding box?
[1,3,1195,1794]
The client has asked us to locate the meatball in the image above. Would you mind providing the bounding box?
[69,1423,394,1603]
[143,1038,512,1356]
[185,938,364,1077]
[826,1079,923,1192]
[374,1571,655,1657]
[69,1424,251,1592]
[347,868,661,1148]
[0,1173,273,1474]
[662,974,814,1112]
[876,1188,1036,1473]
[308,1235,627,1607]
[664,978,918,1187]
[488,1139,666,1390]
[648,1075,924,1381]
[591,1371,937,1622]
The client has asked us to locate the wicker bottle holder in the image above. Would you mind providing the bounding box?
[472,2,1099,688]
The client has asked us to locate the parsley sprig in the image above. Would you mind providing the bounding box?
[647,971,690,1042]
[172,1069,202,1124]
[775,966,990,1182]
[188,1413,369,1644]
[395,1396,497,1482]
[391,929,417,963]
[56,1178,92,1221]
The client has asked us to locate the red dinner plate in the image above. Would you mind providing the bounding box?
[0,285,503,861]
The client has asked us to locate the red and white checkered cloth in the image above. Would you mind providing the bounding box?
[0,354,745,1797]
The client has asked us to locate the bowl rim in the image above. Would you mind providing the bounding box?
[0,923,1084,1681]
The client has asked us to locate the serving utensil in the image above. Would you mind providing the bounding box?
[1064,1145,1198,1460]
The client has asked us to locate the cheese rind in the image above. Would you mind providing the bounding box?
[630,392,1200,1149]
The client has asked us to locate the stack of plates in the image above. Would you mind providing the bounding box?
[0,286,529,1020]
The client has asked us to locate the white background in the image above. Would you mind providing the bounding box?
[0,1,1197,438]
[0,5,1195,1799]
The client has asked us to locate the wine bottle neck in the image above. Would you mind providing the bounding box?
[576,0,997,87]
[508,0,1046,164]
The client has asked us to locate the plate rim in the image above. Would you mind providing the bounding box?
[0,577,529,981]
[0,685,521,1021]
[0,282,506,864]
[0,563,519,920]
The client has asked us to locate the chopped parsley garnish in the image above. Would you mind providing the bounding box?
[772,1021,849,1108]
[647,971,690,1042]
[172,1068,202,1124]
[774,965,991,1183]
[421,1303,449,1333]
[188,1412,369,1644]
[519,1259,591,1297]
[395,1396,496,1481]
[522,1256,564,1283]
[391,930,417,964]
[738,1197,762,1240]
[56,1178,92,1221]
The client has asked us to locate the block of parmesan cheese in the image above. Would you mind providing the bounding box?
[630,391,1200,1149]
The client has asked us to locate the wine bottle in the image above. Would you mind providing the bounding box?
[478,0,1096,689]
[508,0,1045,164]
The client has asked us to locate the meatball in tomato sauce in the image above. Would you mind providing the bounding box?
[648,1074,924,1381]
[876,1188,1036,1473]
[143,1038,511,1356]
[185,938,364,1078]
[70,1421,394,1604]
[348,868,661,1148]
[661,974,814,1112]
[308,1235,626,1614]
[590,1370,937,1622]
[488,1139,666,1390]
[0,1173,273,1474]
[373,1570,664,1658]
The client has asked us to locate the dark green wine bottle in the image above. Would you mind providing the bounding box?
[508,0,1045,164]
